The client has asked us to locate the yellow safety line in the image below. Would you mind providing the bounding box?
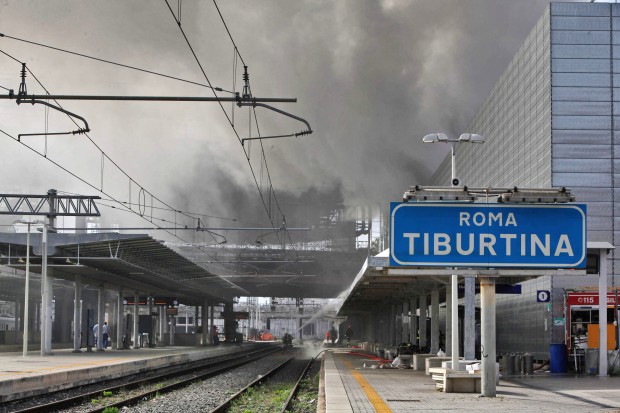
[341,355,394,413]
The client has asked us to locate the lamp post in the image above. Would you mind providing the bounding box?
[21,220,32,357]
[423,133,484,370]
[422,133,484,187]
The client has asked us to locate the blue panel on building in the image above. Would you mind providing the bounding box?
[390,203,586,268]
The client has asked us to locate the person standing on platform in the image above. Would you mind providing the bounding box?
[212,325,220,345]
[102,322,109,349]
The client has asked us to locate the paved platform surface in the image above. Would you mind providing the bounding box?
[0,343,255,402]
[322,349,620,413]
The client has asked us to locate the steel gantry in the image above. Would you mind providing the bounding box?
[0,189,100,356]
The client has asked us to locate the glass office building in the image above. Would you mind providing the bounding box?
[429,2,618,357]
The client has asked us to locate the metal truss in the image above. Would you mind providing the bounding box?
[0,190,100,217]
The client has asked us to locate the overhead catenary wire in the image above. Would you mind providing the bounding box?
[169,2,308,261]
[0,33,234,94]
[1,7,305,273]
[0,49,209,233]
[92,200,226,246]
[251,106,298,254]
[212,0,246,67]
[94,197,238,222]
[8,55,258,263]
[162,0,287,246]
[2,27,305,246]
[0,127,241,269]
[0,111,246,282]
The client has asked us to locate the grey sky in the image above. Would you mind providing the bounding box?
[0,0,569,236]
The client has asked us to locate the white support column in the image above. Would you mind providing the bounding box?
[45,274,53,354]
[365,313,373,345]
[160,305,166,345]
[411,296,418,346]
[402,301,410,342]
[464,276,476,360]
[431,289,440,354]
[599,248,609,376]
[480,277,496,397]
[116,288,123,350]
[22,224,31,357]
[147,296,153,347]
[170,314,176,346]
[451,275,459,369]
[133,292,139,349]
[72,275,82,352]
[201,298,211,345]
[419,295,427,348]
[97,286,104,351]
[396,304,402,344]
[40,224,49,356]
[446,285,452,355]
[210,305,215,344]
[389,304,395,346]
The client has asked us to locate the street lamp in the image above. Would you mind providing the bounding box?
[423,133,484,187]
[423,132,484,370]
[20,220,33,357]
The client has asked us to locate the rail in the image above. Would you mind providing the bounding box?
[6,345,279,413]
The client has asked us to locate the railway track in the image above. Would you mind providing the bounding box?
[212,351,318,413]
[3,345,280,413]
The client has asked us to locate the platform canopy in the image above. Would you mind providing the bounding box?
[0,233,245,305]
[336,248,587,316]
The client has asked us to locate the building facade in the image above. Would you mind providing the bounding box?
[429,2,618,357]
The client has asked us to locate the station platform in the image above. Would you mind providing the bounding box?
[320,349,620,413]
[0,343,257,402]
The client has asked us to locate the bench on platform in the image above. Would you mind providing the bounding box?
[412,354,435,371]
[429,367,481,393]
[425,356,454,375]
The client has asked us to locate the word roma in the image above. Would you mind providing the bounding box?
[402,212,574,257]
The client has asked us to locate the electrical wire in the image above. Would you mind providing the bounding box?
[0,33,234,93]
[0,48,210,236]
[2,24,298,253]
[77,194,280,229]
[62,194,238,222]
[162,0,287,246]
[164,1,304,260]
[0,124,245,279]
[0,49,20,64]
[2,11,304,275]
[88,198,223,245]
[252,106,298,254]
[212,0,246,67]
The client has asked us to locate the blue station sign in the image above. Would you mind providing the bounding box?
[390,203,586,268]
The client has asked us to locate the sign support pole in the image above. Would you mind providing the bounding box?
[451,274,459,369]
[449,145,461,370]
[599,248,608,376]
[464,277,476,360]
[480,276,496,397]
